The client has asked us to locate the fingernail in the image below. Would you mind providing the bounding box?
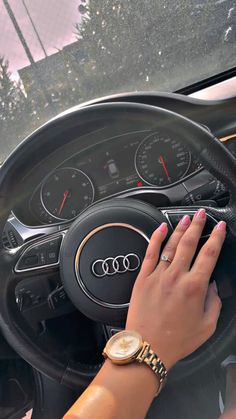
[213,281,218,293]
[179,215,191,227]
[158,222,168,233]
[216,221,226,231]
[195,208,206,219]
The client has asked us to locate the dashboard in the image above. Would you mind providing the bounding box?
[14,129,236,227]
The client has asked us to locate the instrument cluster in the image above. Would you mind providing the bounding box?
[29,129,203,224]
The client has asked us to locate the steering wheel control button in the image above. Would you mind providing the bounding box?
[46,250,57,263]
[48,286,70,310]
[15,234,63,272]
[15,277,48,311]
[23,255,39,267]
[45,238,62,264]
[164,210,217,237]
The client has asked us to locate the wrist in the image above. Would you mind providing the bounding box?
[103,358,158,398]
[124,327,175,371]
[103,330,168,397]
[124,330,175,371]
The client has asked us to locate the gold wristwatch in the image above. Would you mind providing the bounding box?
[102,330,167,396]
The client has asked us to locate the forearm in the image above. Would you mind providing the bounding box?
[219,411,236,419]
[63,360,157,419]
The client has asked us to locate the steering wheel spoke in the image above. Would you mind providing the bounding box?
[14,231,66,273]
[161,204,236,240]
[2,230,74,328]
[5,213,64,247]
[161,207,218,237]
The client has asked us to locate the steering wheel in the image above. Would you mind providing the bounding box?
[0,102,236,392]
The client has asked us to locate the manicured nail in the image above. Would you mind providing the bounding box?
[195,208,206,219]
[216,221,226,231]
[179,215,191,227]
[213,281,218,293]
[158,222,168,233]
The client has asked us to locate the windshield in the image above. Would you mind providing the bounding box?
[0,0,236,161]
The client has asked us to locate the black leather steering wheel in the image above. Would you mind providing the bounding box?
[0,102,236,392]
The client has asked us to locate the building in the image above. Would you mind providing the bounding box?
[18,41,86,114]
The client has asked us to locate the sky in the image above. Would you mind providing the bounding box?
[0,0,81,75]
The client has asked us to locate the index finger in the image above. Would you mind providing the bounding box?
[190,220,226,284]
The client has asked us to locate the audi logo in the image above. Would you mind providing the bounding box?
[91,253,141,277]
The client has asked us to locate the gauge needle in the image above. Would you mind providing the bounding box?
[58,190,69,216]
[159,155,171,183]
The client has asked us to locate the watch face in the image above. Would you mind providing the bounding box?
[106,330,142,361]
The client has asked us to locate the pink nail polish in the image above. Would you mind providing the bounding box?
[158,222,168,233]
[216,221,226,231]
[195,208,206,219]
[180,215,191,227]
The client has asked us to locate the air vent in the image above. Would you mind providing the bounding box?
[2,231,11,249]
[2,227,21,249]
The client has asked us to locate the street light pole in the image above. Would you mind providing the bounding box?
[3,0,56,113]
[21,0,48,58]
[3,0,35,65]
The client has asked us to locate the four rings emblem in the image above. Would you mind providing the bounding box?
[91,253,141,277]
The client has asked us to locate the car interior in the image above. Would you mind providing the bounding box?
[1,2,236,419]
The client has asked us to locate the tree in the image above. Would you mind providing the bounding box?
[75,0,206,98]
[0,57,24,122]
[75,1,169,98]
[75,0,226,99]
[0,57,30,159]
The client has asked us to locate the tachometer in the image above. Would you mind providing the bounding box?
[135,132,191,187]
[41,167,94,221]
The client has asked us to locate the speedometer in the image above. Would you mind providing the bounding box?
[41,167,94,221]
[135,132,191,187]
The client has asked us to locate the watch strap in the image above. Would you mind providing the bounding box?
[136,342,167,396]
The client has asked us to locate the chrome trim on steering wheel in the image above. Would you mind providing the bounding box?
[74,223,149,309]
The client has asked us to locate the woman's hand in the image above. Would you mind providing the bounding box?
[64,209,226,419]
[126,208,226,370]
